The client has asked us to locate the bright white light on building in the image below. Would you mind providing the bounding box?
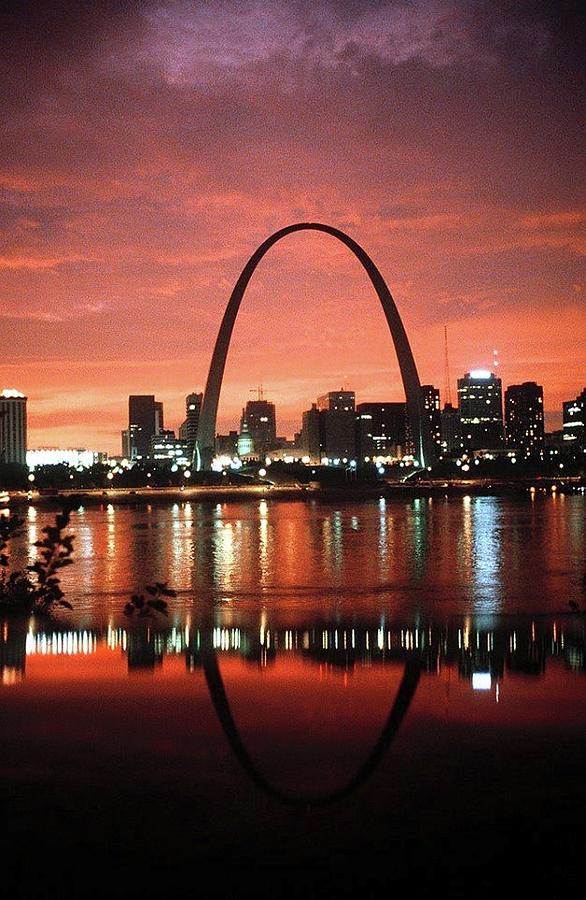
[27,448,100,469]
[184,469,191,478]
[1,388,25,398]
[469,370,491,380]
[472,672,492,690]
[258,468,267,477]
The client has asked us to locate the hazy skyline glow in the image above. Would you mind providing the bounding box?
[1,0,584,453]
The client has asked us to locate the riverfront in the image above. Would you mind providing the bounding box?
[2,495,585,897]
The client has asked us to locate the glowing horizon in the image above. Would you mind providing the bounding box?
[1,1,583,454]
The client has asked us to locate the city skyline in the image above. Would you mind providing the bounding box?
[5,372,584,460]
[1,2,583,454]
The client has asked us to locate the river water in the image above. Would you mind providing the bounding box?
[2,495,585,897]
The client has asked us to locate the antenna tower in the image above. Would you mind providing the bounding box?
[443,325,452,406]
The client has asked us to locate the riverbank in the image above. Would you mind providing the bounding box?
[3,475,584,508]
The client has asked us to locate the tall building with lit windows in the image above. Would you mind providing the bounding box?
[457,371,504,451]
[178,392,203,459]
[241,399,277,458]
[420,385,442,455]
[440,403,461,455]
[562,388,585,448]
[504,382,544,456]
[124,395,163,460]
[356,402,407,460]
[0,388,27,465]
[316,390,356,460]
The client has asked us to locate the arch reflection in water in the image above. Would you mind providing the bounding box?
[201,633,420,809]
[4,615,585,808]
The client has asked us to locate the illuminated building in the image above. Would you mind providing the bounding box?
[562,388,585,448]
[178,392,202,459]
[420,385,442,455]
[316,390,356,460]
[126,395,164,459]
[241,398,277,458]
[440,403,461,455]
[237,420,256,459]
[356,402,407,460]
[150,431,191,465]
[504,382,544,456]
[0,388,27,465]
[27,448,105,469]
[317,390,355,413]
[457,370,504,450]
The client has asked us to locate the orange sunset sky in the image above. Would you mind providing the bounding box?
[1,0,584,454]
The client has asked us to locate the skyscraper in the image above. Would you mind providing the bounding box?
[179,392,203,459]
[440,403,461,455]
[316,390,356,460]
[504,382,544,456]
[457,371,504,451]
[356,402,407,460]
[420,385,442,455]
[126,395,163,459]
[241,398,277,459]
[562,388,585,448]
[0,389,27,466]
[300,404,325,463]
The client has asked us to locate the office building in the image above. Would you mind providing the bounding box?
[241,398,277,459]
[151,431,191,465]
[300,404,325,463]
[0,389,27,466]
[356,402,407,460]
[178,392,203,458]
[216,431,239,458]
[27,448,104,469]
[440,403,462,455]
[504,382,545,456]
[420,385,442,455]
[562,389,585,448]
[126,395,163,459]
[316,390,356,460]
[316,390,355,414]
[457,371,504,450]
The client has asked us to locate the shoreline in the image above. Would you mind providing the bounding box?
[3,475,584,507]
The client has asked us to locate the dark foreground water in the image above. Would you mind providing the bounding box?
[2,495,585,898]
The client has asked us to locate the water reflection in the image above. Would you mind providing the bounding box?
[9,496,584,617]
[4,615,584,683]
[2,612,584,808]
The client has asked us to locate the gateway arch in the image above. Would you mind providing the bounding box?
[195,222,434,471]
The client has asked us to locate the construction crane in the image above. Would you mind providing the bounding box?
[249,385,273,402]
